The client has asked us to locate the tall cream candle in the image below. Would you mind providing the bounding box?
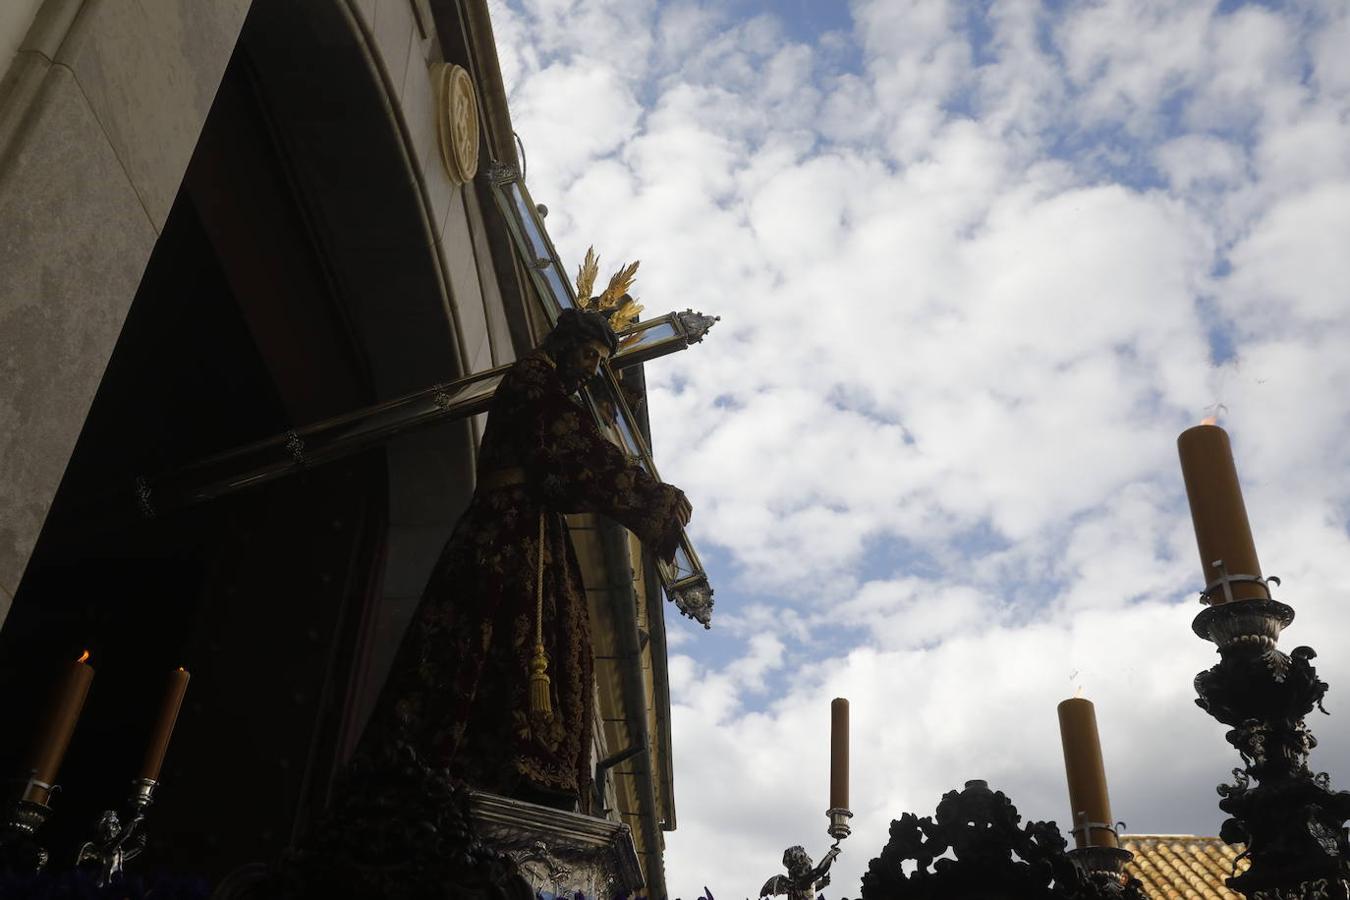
[1177,423,1266,603]
[1057,697,1118,849]
[139,667,190,782]
[830,697,849,810]
[24,651,95,803]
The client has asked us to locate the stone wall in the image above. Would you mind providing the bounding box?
[0,0,516,632]
[0,0,44,84]
[0,0,251,624]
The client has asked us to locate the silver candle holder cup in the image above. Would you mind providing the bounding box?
[0,775,59,872]
[826,806,853,842]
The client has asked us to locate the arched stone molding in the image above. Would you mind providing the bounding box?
[230,1,500,755]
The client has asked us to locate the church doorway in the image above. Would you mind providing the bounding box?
[0,1,472,878]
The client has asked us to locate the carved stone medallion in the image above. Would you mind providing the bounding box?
[435,63,480,184]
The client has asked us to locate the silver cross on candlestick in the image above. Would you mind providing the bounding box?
[760,698,852,899]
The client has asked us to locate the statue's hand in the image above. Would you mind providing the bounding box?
[674,492,692,527]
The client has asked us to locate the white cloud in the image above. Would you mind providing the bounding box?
[496,0,1350,896]
[1155,134,1248,195]
[1056,1,1214,135]
[509,60,643,187]
[1224,183,1350,332]
[1310,3,1350,99]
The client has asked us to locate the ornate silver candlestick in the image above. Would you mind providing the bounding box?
[0,775,57,873]
[827,806,853,842]
[757,807,851,899]
[76,777,157,885]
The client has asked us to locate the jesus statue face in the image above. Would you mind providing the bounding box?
[578,339,611,375]
[558,337,612,392]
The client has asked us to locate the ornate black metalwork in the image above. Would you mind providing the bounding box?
[858,779,1144,900]
[1193,597,1350,898]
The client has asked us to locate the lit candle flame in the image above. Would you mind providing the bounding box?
[76,650,90,664]
[1075,684,1084,699]
[1200,415,1218,426]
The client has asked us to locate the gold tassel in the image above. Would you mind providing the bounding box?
[528,511,553,719]
[529,642,553,718]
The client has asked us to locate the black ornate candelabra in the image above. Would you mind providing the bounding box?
[858,779,1143,900]
[1192,573,1350,898]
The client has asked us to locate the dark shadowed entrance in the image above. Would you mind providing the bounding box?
[0,0,474,879]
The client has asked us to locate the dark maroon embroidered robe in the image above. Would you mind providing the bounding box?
[356,350,685,810]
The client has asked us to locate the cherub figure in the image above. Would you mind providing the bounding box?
[76,809,145,885]
[759,844,841,900]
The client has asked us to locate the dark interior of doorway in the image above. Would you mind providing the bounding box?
[0,44,391,881]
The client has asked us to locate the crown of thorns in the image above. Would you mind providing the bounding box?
[550,307,618,355]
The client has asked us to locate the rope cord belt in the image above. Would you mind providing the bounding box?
[528,510,553,718]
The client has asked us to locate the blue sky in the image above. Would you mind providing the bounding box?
[492,0,1350,895]
[745,0,857,44]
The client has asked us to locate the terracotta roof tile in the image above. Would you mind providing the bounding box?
[1120,835,1249,900]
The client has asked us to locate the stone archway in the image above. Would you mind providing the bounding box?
[0,0,481,877]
